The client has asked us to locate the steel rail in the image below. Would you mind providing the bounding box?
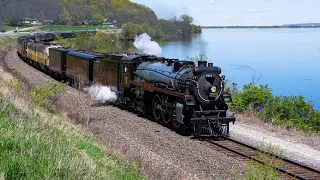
[205,137,320,180]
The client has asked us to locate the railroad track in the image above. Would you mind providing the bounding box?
[203,137,320,180]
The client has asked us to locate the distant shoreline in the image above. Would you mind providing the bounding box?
[202,26,320,29]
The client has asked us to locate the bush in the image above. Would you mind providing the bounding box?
[29,82,67,108]
[230,82,320,133]
[232,83,273,112]
[264,96,320,132]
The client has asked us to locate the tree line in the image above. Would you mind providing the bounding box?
[122,15,202,39]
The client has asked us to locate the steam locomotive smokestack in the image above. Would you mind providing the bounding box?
[198,61,207,67]
[208,63,213,67]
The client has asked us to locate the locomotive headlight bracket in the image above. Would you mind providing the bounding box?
[223,94,233,104]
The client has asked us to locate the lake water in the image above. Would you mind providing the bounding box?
[106,28,320,109]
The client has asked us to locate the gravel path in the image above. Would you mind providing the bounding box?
[230,114,320,171]
[3,50,243,179]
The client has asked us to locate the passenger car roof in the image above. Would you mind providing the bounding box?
[121,54,140,61]
[67,51,105,59]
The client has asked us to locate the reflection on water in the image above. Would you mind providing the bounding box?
[105,28,320,109]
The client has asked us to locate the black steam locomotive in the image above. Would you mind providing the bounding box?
[17,32,235,137]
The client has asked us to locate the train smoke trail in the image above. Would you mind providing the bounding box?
[84,84,117,103]
[133,33,162,57]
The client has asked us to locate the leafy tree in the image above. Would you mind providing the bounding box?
[180,14,193,24]
[90,13,104,25]
[72,14,81,25]
[59,8,72,25]
[136,24,145,34]
[105,12,114,20]
[122,22,137,39]
[192,24,202,33]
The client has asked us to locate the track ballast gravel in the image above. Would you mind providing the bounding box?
[230,115,320,171]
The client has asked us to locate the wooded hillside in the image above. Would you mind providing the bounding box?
[0,0,157,25]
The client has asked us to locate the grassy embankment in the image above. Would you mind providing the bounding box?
[0,36,20,46]
[0,94,142,179]
[1,25,35,31]
[0,37,143,179]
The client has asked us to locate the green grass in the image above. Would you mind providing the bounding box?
[244,143,282,180]
[39,25,120,32]
[0,95,144,179]
[19,30,36,33]
[0,36,19,46]
[1,25,35,31]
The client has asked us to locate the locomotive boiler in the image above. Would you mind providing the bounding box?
[132,59,235,137]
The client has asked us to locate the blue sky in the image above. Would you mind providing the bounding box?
[130,0,320,26]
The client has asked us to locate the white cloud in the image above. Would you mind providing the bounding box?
[209,0,215,4]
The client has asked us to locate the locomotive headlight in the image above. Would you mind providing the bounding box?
[210,86,217,93]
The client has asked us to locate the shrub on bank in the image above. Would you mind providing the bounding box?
[231,83,273,112]
[227,82,320,133]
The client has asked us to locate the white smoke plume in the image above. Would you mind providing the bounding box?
[133,33,162,57]
[84,84,117,103]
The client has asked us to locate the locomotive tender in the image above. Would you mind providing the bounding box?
[16,32,235,137]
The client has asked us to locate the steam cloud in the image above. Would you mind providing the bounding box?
[133,33,162,57]
[84,84,117,103]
